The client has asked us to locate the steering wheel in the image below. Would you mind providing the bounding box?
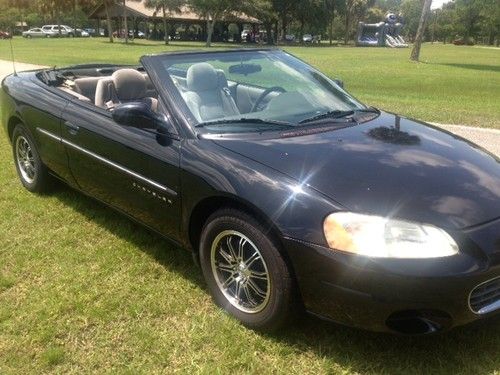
[250,86,286,113]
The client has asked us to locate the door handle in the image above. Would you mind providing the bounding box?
[65,121,79,135]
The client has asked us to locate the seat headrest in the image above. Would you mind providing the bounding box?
[112,69,146,101]
[187,63,218,92]
[215,69,228,88]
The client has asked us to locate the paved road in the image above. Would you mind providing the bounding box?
[1,59,499,157]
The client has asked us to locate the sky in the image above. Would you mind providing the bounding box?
[431,0,451,9]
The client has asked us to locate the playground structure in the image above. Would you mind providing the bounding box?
[356,13,408,48]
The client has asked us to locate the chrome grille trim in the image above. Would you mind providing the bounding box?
[469,276,500,315]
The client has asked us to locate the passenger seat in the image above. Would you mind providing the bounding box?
[182,63,239,122]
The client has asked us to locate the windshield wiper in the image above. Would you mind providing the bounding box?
[195,118,295,129]
[299,107,380,125]
[299,110,355,124]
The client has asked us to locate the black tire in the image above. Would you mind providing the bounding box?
[12,124,52,193]
[199,208,296,331]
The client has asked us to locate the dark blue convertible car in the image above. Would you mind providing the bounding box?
[2,49,499,334]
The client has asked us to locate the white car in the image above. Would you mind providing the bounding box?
[76,29,90,37]
[22,28,58,38]
[42,25,75,37]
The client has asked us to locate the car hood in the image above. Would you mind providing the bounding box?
[213,112,500,229]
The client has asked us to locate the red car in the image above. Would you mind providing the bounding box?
[0,31,12,39]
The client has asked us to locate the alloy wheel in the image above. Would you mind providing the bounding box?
[210,230,271,313]
[15,136,36,184]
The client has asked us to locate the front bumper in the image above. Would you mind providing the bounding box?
[284,218,500,334]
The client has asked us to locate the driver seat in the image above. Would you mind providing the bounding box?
[182,63,239,122]
[95,69,157,112]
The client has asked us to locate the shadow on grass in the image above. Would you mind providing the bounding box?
[52,184,500,374]
[433,62,500,73]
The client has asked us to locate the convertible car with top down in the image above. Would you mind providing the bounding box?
[1,49,499,335]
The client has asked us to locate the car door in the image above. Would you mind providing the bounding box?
[61,99,181,240]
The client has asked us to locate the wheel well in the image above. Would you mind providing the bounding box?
[7,116,22,141]
[188,196,304,307]
[188,196,284,256]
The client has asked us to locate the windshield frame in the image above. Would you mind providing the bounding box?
[144,49,370,135]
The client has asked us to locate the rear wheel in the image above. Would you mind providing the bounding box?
[12,124,52,193]
[199,209,296,331]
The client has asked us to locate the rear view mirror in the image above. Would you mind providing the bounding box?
[334,79,344,88]
[228,63,262,75]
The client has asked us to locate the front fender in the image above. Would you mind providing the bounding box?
[180,139,343,247]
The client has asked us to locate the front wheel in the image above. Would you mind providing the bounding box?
[199,209,296,331]
[12,124,52,193]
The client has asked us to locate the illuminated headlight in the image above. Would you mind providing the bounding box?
[323,212,459,258]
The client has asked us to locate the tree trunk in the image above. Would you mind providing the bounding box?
[281,15,287,41]
[410,0,432,62]
[299,19,304,44]
[344,11,349,45]
[104,0,113,43]
[274,20,278,45]
[163,6,169,45]
[206,16,215,47]
[123,0,129,43]
[73,0,78,31]
[57,10,62,36]
[265,22,273,45]
[329,13,334,45]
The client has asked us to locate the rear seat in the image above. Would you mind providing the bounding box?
[58,86,91,102]
[73,72,157,104]
[74,77,101,102]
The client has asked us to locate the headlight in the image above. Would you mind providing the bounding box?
[323,212,458,258]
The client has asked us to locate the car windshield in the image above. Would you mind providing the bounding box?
[151,50,370,133]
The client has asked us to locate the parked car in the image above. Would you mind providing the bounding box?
[241,29,251,40]
[283,34,296,43]
[22,28,57,38]
[84,28,105,37]
[453,38,474,46]
[112,29,145,39]
[302,33,321,44]
[0,30,12,39]
[133,30,145,39]
[2,49,499,335]
[75,29,90,37]
[42,25,75,37]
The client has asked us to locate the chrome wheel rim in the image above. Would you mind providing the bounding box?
[210,230,271,313]
[15,136,36,184]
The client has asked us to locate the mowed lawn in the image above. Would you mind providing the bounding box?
[0,38,499,374]
[0,37,499,127]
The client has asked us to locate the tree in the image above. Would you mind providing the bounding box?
[243,0,277,44]
[324,0,346,45]
[344,0,374,44]
[410,0,432,61]
[103,0,114,42]
[272,0,298,41]
[122,0,129,43]
[479,0,500,45]
[401,0,426,40]
[145,0,184,44]
[189,0,243,47]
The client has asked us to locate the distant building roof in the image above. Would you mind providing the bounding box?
[89,0,259,23]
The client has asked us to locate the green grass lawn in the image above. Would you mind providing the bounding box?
[1,38,500,374]
[0,37,499,128]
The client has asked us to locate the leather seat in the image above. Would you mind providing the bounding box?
[95,69,157,111]
[182,63,239,122]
